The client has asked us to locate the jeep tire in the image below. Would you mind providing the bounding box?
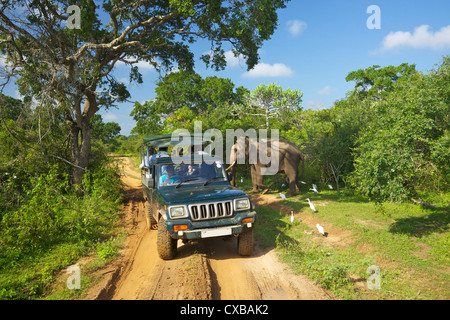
[157,217,177,260]
[145,202,157,230]
[237,228,253,256]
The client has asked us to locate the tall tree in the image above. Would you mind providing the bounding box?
[345,63,416,100]
[90,114,121,144]
[130,70,248,134]
[0,0,289,185]
[250,83,303,128]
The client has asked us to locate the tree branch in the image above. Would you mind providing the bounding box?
[68,10,179,62]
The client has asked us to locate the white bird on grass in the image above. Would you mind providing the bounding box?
[279,193,287,200]
[290,211,294,223]
[316,224,327,236]
[306,198,317,212]
[328,184,333,189]
[310,184,319,193]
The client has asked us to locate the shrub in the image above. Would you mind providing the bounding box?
[0,161,124,299]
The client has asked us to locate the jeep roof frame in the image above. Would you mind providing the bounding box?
[141,133,211,149]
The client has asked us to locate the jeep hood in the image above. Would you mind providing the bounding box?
[158,184,247,204]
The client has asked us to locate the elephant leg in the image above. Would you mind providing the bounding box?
[286,182,296,196]
[254,165,270,194]
[283,174,298,192]
[285,170,298,196]
[251,164,270,194]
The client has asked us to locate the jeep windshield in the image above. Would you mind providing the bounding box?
[157,161,227,188]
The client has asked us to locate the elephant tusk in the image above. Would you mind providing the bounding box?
[225,160,236,171]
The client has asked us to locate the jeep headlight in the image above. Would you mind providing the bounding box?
[234,198,250,211]
[169,205,187,218]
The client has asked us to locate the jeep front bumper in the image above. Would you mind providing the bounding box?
[166,211,256,240]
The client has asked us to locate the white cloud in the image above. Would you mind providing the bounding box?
[224,50,246,68]
[202,50,246,68]
[115,56,155,72]
[317,85,335,95]
[380,24,450,52]
[134,59,155,71]
[286,20,307,36]
[242,62,293,78]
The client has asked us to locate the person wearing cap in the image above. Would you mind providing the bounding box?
[159,165,179,186]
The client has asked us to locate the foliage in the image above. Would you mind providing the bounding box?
[130,70,251,135]
[345,63,417,100]
[350,58,450,202]
[250,83,303,128]
[90,114,121,145]
[0,93,123,299]
[0,0,290,184]
[0,163,122,258]
[129,57,449,206]
[0,160,123,299]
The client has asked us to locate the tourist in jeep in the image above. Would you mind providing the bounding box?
[159,165,180,186]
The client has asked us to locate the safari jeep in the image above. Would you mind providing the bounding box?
[139,134,256,260]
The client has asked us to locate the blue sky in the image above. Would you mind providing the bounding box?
[3,1,450,135]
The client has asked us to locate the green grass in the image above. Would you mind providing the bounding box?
[249,181,449,300]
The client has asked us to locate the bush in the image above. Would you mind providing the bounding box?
[1,165,69,257]
[0,161,123,299]
[350,62,450,203]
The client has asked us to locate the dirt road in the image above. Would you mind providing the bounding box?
[88,157,331,300]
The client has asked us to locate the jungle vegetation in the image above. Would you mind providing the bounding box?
[0,0,448,299]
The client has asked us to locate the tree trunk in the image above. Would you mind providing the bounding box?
[64,94,97,190]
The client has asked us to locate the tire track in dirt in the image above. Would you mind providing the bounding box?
[92,157,331,300]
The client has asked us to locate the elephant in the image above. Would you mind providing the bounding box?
[226,137,304,196]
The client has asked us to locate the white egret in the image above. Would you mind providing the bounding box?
[316,224,326,236]
[279,193,287,200]
[290,211,294,223]
[306,198,317,212]
[310,184,319,193]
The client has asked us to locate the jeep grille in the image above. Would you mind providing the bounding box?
[189,201,233,221]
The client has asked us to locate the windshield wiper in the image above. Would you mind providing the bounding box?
[204,176,225,186]
[175,177,201,188]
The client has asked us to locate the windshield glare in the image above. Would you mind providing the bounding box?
[158,161,227,187]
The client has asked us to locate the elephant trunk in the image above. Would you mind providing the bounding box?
[226,160,237,187]
[230,162,237,186]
